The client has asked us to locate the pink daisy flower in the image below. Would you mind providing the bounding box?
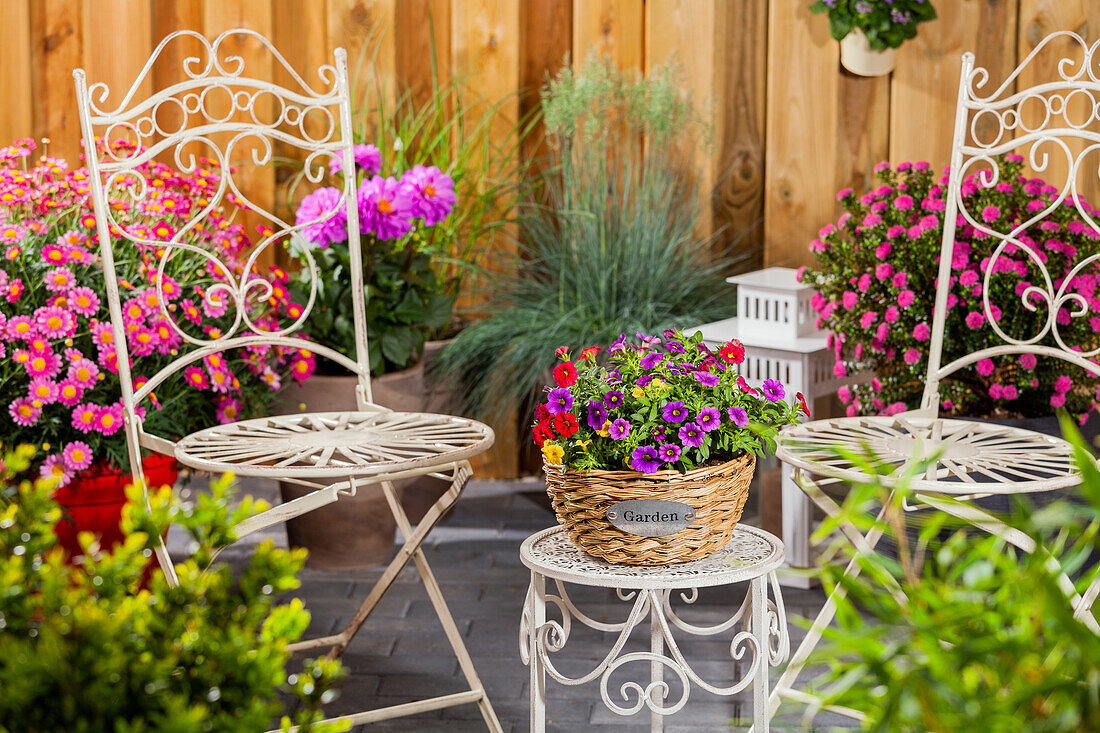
[71,403,99,433]
[183,366,210,390]
[40,242,68,265]
[28,377,59,405]
[215,396,243,424]
[62,441,94,471]
[34,306,74,338]
[6,314,35,340]
[201,290,228,318]
[179,298,202,324]
[0,224,24,244]
[6,278,24,303]
[56,379,85,407]
[39,454,73,487]
[68,358,100,388]
[91,321,115,350]
[94,403,124,436]
[127,326,157,357]
[26,351,61,378]
[69,286,100,316]
[44,266,75,293]
[290,354,316,382]
[9,396,41,426]
[121,298,146,325]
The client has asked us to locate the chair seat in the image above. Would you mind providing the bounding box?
[776,415,1082,495]
[174,407,494,479]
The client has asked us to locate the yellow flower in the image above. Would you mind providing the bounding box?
[596,420,611,438]
[649,378,669,393]
[575,439,591,452]
[632,386,645,399]
[542,442,564,466]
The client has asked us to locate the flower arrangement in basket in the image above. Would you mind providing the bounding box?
[532,328,806,565]
[802,154,1100,423]
[288,144,457,376]
[0,138,306,484]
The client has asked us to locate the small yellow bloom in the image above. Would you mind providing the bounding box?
[649,378,670,393]
[596,420,611,438]
[541,442,564,466]
[631,386,645,399]
[575,439,591,452]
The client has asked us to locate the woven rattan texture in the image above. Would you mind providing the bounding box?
[543,453,756,565]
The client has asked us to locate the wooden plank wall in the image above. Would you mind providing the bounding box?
[2,0,1095,474]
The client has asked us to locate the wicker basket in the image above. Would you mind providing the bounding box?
[543,453,756,565]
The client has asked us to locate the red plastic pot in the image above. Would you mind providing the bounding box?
[52,452,178,560]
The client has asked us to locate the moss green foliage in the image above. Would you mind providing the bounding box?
[433,54,738,421]
[807,419,1100,731]
[0,449,348,733]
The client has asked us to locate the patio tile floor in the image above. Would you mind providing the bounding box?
[168,475,853,732]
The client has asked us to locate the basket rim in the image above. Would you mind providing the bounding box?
[542,451,754,482]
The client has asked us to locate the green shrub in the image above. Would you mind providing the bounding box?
[0,449,348,733]
[806,419,1100,731]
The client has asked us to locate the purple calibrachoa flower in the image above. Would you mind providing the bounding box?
[547,388,573,415]
[695,406,721,432]
[603,390,624,409]
[727,406,749,427]
[608,418,631,440]
[586,400,607,429]
[665,341,686,354]
[693,371,720,387]
[639,351,663,370]
[658,443,681,463]
[678,422,704,448]
[761,379,785,402]
[609,334,627,352]
[630,445,662,474]
[662,401,689,423]
[295,187,348,248]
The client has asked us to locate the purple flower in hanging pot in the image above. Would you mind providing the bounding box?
[657,443,681,463]
[603,390,624,409]
[678,422,704,448]
[662,401,689,423]
[629,445,662,474]
[694,406,721,432]
[547,388,573,415]
[693,371,720,387]
[586,400,607,428]
[608,418,631,440]
[761,379,785,402]
[727,406,749,427]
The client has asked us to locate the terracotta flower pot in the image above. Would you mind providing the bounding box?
[275,341,455,569]
[52,452,179,561]
[840,27,897,77]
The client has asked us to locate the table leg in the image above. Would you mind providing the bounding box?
[530,571,546,733]
[649,594,663,733]
[752,575,769,733]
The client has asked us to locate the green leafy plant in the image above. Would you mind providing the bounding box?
[0,447,349,733]
[534,328,805,473]
[432,54,739,421]
[811,0,937,49]
[804,418,1100,731]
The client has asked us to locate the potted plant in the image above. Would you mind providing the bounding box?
[802,155,1100,427]
[533,328,805,565]
[0,444,349,732]
[0,138,302,560]
[810,0,938,76]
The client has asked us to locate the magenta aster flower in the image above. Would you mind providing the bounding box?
[44,266,75,293]
[695,406,721,432]
[28,377,59,405]
[6,314,34,340]
[183,366,210,390]
[62,441,94,471]
[296,186,349,248]
[662,401,689,423]
[26,351,61,378]
[9,397,41,426]
[608,418,631,440]
[727,406,749,427]
[657,443,681,463]
[401,164,456,226]
[71,403,98,433]
[629,445,662,474]
[678,422,704,448]
[330,143,383,175]
[761,379,785,402]
[546,387,573,415]
[39,454,72,487]
[358,175,414,241]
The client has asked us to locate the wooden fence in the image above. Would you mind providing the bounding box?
[1,0,1097,475]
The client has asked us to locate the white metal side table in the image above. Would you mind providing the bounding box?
[519,525,790,732]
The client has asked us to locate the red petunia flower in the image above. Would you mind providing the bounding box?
[553,360,578,387]
[552,412,579,438]
[554,345,570,360]
[579,345,600,361]
[532,420,554,447]
[796,392,811,417]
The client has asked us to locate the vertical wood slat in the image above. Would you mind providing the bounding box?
[0,1,33,145]
[150,0,204,143]
[396,0,452,111]
[80,0,153,120]
[451,0,522,479]
[764,1,839,268]
[714,0,767,272]
[519,0,572,164]
[1016,0,1100,206]
[890,0,1020,173]
[572,0,643,70]
[329,0,396,138]
[30,0,83,163]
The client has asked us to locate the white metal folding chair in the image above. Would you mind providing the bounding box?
[760,31,1100,728]
[73,29,502,731]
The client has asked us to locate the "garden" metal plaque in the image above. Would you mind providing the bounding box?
[605,499,696,537]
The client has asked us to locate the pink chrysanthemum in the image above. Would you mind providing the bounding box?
[976,358,995,376]
[295,186,349,248]
[62,441,94,471]
[44,266,75,293]
[40,242,68,265]
[903,349,921,365]
[215,396,243,424]
[69,286,100,316]
[357,175,414,241]
[34,306,74,338]
[6,278,24,303]
[207,366,233,394]
[1020,353,1037,370]
[401,164,456,226]
[897,290,915,308]
[128,326,157,357]
[965,311,985,329]
[91,321,115,350]
[57,379,85,407]
[39,454,72,487]
[121,298,146,325]
[913,323,930,341]
[290,354,316,382]
[25,350,61,378]
[201,290,228,318]
[6,314,35,340]
[9,396,41,426]
[68,358,100,388]
[28,377,59,405]
[981,204,1001,223]
[183,366,210,390]
[71,403,98,433]
[94,403,124,436]
[0,224,24,244]
[97,348,119,374]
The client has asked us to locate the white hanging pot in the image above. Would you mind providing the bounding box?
[840,27,897,77]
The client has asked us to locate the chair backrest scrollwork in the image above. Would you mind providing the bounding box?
[73,29,371,465]
[925,32,1100,411]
